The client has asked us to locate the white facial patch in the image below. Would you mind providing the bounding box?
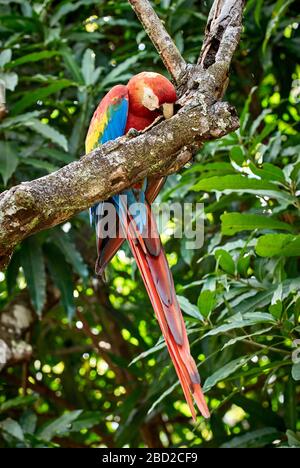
[142,86,159,111]
[143,72,160,78]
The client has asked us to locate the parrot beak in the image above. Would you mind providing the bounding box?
[161,103,174,119]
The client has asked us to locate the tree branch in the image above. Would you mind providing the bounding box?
[198,0,245,68]
[0,102,238,269]
[0,0,245,270]
[128,0,186,83]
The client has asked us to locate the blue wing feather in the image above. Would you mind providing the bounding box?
[90,95,129,227]
[99,97,128,144]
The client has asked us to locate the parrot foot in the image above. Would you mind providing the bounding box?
[127,128,140,138]
[95,257,107,283]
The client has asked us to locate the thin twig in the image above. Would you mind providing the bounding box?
[128,0,186,82]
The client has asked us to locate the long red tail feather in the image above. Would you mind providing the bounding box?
[121,197,210,420]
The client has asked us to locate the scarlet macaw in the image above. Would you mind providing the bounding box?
[85,72,209,420]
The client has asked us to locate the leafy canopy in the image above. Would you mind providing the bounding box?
[0,0,299,449]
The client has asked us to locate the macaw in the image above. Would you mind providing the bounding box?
[85,72,210,420]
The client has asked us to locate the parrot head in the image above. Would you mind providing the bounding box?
[127,72,177,120]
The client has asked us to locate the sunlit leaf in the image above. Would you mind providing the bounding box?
[256,234,300,257]
[20,237,46,316]
[25,118,68,151]
[221,428,280,448]
[37,410,82,441]
[12,79,75,115]
[0,141,19,185]
[44,244,75,320]
[203,355,254,392]
[221,213,294,236]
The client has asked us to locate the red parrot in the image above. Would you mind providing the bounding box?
[85,72,210,420]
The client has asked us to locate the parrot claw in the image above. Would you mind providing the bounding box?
[95,257,107,283]
[126,128,140,138]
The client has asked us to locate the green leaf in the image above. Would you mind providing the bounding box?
[254,0,263,26]
[81,48,101,86]
[0,111,42,129]
[197,290,216,318]
[20,237,46,316]
[0,49,12,67]
[250,109,272,137]
[291,363,300,381]
[184,162,235,176]
[81,48,94,85]
[21,157,59,173]
[269,301,283,320]
[226,280,300,316]
[221,427,280,448]
[0,72,18,90]
[256,234,300,257]
[20,412,37,436]
[45,244,75,320]
[215,249,235,275]
[6,250,21,295]
[39,148,73,164]
[51,229,89,280]
[177,295,204,321]
[203,355,254,392]
[249,163,286,183]
[240,86,257,132]
[37,410,82,442]
[263,0,295,54]
[129,338,165,366]
[50,0,96,26]
[221,213,293,236]
[0,141,19,185]
[60,47,84,84]
[221,327,274,350]
[192,175,277,192]
[286,430,300,447]
[5,50,59,69]
[101,56,139,88]
[230,146,244,166]
[147,381,178,415]
[0,395,38,413]
[12,79,75,115]
[237,254,251,276]
[203,314,275,338]
[0,16,42,34]
[192,175,292,203]
[69,411,101,432]
[0,418,24,442]
[25,118,68,151]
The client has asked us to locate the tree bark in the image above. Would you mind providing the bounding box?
[0,293,34,370]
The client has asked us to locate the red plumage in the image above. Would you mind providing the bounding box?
[86,72,210,420]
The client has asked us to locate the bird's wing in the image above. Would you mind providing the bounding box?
[85,85,129,256]
[85,84,128,153]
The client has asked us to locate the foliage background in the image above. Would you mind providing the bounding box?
[0,0,300,448]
